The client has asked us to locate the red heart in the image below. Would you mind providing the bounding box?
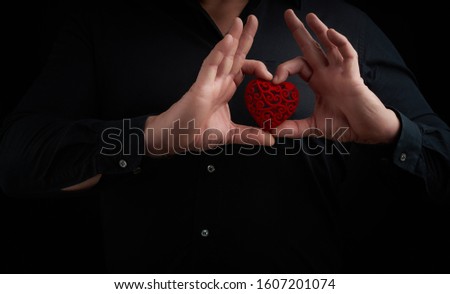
[244,79,299,131]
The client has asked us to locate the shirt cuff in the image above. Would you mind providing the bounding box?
[95,116,148,175]
[391,110,422,175]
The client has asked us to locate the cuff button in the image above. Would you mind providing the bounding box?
[400,153,407,162]
[119,159,128,168]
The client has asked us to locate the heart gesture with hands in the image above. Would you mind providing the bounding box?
[273,10,400,145]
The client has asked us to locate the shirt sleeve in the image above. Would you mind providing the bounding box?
[357,13,450,198]
[0,11,147,195]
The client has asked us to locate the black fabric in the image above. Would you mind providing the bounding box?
[1,0,449,273]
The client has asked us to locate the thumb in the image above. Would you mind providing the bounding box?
[272,118,317,138]
[229,124,275,146]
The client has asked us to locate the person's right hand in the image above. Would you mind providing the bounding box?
[144,15,274,156]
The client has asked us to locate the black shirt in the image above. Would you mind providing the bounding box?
[0,0,449,273]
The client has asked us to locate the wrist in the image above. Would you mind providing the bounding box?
[144,115,170,157]
[378,108,401,144]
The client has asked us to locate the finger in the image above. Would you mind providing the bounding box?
[273,56,312,84]
[228,16,245,39]
[305,13,334,51]
[230,124,275,146]
[241,60,273,80]
[305,13,343,66]
[327,28,358,71]
[230,15,258,76]
[272,118,316,138]
[196,34,234,85]
[284,9,327,68]
[217,18,243,77]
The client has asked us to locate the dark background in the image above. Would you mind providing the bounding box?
[1,1,449,273]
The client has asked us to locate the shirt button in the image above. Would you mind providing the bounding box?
[201,229,209,237]
[400,153,407,162]
[207,164,215,173]
[119,159,128,168]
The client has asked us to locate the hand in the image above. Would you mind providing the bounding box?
[145,15,274,156]
[273,10,400,144]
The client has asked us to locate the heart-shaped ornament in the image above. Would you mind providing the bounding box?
[244,79,299,131]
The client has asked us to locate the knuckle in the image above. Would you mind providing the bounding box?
[348,48,358,59]
[234,51,246,61]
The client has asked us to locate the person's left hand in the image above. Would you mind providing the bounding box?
[272,10,400,144]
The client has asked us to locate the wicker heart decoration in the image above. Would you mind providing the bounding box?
[244,79,299,131]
